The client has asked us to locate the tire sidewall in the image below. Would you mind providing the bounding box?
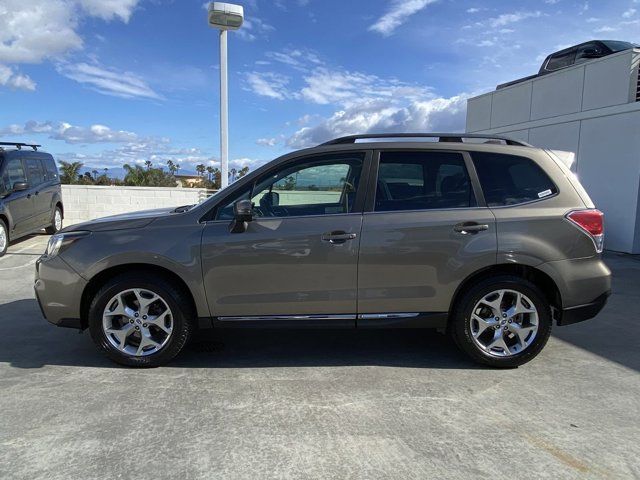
[89,276,191,367]
[452,276,552,367]
[0,220,8,257]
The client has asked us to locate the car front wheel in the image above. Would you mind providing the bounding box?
[450,275,552,368]
[88,274,193,367]
[0,219,8,257]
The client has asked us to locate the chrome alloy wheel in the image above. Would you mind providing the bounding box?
[54,209,62,231]
[0,223,7,252]
[469,289,539,357]
[102,288,174,356]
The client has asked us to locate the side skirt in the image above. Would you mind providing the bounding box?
[199,313,449,329]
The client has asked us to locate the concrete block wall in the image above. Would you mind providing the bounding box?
[61,185,214,225]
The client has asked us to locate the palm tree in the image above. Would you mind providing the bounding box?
[206,166,215,181]
[166,160,177,175]
[58,161,84,184]
[195,164,206,177]
[238,166,250,178]
[144,160,153,170]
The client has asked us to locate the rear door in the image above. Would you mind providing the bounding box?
[23,155,49,227]
[357,149,497,319]
[1,155,34,236]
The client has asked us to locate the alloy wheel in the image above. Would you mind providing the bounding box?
[0,223,7,252]
[102,288,174,356]
[469,289,539,357]
[54,209,62,231]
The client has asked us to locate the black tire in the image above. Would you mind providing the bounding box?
[0,219,8,258]
[88,273,194,367]
[450,275,552,368]
[45,206,62,234]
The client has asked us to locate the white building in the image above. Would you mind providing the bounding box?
[466,48,640,254]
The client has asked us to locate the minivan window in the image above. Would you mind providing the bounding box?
[471,152,558,206]
[2,158,27,193]
[44,157,59,182]
[216,153,364,220]
[25,158,46,187]
[374,151,475,212]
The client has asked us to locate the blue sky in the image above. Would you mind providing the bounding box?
[0,0,638,174]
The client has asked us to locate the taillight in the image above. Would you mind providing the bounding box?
[566,209,604,252]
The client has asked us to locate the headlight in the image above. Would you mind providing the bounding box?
[45,231,91,258]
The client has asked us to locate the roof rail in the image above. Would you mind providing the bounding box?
[320,133,531,147]
[0,142,41,152]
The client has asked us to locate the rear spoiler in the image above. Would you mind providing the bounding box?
[546,150,576,171]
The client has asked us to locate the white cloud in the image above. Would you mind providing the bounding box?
[467,8,481,13]
[287,95,469,149]
[0,65,36,91]
[622,8,637,18]
[594,25,617,32]
[369,0,438,36]
[77,0,139,22]
[489,11,542,28]
[0,120,139,144]
[256,137,278,147]
[57,62,162,100]
[245,72,291,100]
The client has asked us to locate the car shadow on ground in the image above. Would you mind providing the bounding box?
[0,298,479,370]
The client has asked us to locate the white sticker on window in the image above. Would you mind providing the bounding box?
[538,189,553,198]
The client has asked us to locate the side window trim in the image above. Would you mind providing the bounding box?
[365,148,483,213]
[204,150,373,222]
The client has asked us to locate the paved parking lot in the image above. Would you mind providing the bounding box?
[0,234,639,479]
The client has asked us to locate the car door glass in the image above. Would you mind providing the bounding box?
[3,159,27,192]
[25,158,45,187]
[575,43,605,64]
[375,151,475,212]
[216,153,364,220]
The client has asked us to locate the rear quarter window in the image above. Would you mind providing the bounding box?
[471,152,558,207]
[44,157,59,182]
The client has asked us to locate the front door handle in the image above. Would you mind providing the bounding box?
[453,222,489,235]
[321,231,357,244]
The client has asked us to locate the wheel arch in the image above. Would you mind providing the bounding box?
[80,263,198,329]
[449,263,562,323]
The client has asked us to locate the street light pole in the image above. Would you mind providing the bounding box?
[219,29,229,189]
[208,2,244,190]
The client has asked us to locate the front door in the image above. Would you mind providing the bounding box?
[357,149,497,317]
[1,157,34,236]
[201,151,370,324]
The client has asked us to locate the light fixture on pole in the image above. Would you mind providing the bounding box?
[208,2,244,189]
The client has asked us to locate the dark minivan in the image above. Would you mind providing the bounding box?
[0,142,64,257]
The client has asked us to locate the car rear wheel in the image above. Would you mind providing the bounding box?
[450,275,552,368]
[45,206,63,234]
[0,219,8,258]
[88,274,193,367]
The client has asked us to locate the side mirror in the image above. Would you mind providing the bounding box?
[229,199,253,233]
[12,182,29,192]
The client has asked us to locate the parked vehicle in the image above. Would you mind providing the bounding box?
[0,142,63,257]
[497,39,640,89]
[35,134,611,368]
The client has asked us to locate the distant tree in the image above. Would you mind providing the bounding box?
[59,161,84,184]
[166,160,178,175]
[206,165,215,181]
[282,176,296,191]
[144,160,153,170]
[238,166,250,178]
[195,164,206,177]
[123,164,176,187]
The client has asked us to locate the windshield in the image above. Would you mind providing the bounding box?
[601,40,638,52]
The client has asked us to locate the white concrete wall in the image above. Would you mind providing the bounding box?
[61,185,213,225]
[465,48,640,253]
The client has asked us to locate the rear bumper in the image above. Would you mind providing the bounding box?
[559,291,611,326]
[35,254,87,329]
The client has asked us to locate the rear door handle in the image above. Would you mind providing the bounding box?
[322,231,358,244]
[453,222,489,235]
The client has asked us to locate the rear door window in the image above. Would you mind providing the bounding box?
[471,152,557,206]
[374,151,476,212]
[25,158,46,187]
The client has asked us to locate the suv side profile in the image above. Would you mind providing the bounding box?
[35,134,611,368]
[0,143,64,257]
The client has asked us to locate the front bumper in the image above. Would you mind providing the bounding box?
[35,255,87,329]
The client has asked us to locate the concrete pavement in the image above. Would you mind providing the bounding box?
[0,234,638,479]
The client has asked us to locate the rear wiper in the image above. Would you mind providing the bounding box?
[173,204,195,213]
